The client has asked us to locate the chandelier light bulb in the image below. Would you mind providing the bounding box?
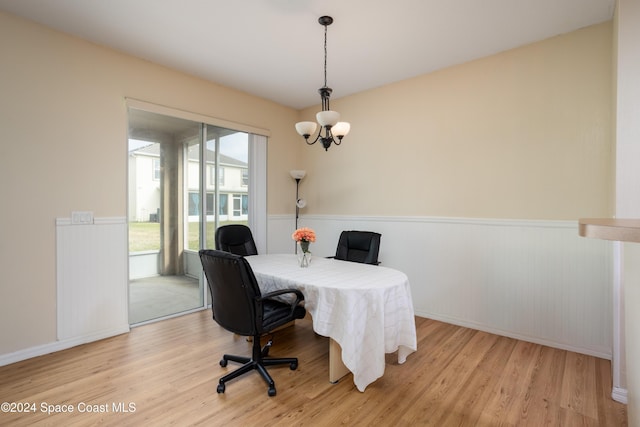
[332,122,351,138]
[295,122,317,138]
[316,110,340,127]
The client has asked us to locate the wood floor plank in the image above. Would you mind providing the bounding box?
[595,356,629,427]
[433,333,519,426]
[0,311,627,426]
[561,351,599,419]
[399,327,488,425]
[510,345,567,426]
[416,330,501,425]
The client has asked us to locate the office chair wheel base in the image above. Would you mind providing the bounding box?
[217,383,225,394]
[268,387,276,397]
[290,361,298,370]
[220,359,228,367]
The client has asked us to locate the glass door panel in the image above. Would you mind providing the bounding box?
[127,109,204,324]
[205,124,249,249]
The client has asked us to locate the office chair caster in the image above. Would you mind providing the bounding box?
[220,359,227,367]
[290,361,298,370]
[268,386,276,397]
[217,382,225,394]
[261,339,272,357]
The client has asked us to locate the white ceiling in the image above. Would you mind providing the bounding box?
[0,0,615,110]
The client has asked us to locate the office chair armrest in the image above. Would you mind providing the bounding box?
[260,289,305,317]
[260,288,305,304]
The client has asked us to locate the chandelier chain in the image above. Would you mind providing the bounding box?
[323,24,328,88]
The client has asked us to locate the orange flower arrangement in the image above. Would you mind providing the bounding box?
[292,227,316,243]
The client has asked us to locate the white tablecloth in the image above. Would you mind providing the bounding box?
[246,254,417,391]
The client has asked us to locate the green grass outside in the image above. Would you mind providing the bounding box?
[128,220,246,252]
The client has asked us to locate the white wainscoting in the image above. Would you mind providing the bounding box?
[269,214,613,358]
[56,217,129,342]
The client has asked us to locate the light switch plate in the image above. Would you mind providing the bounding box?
[71,211,94,225]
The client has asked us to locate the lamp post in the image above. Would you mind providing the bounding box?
[290,170,307,253]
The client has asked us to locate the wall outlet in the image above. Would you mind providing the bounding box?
[71,211,94,225]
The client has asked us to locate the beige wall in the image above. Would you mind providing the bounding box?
[0,10,614,358]
[0,11,301,354]
[298,22,613,220]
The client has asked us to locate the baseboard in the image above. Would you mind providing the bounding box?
[612,387,628,404]
[0,325,129,367]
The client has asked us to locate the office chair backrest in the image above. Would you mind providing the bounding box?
[335,230,381,265]
[215,224,258,256]
[199,249,262,336]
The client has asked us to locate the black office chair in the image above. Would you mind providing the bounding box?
[199,249,306,396]
[215,224,258,256]
[333,230,381,265]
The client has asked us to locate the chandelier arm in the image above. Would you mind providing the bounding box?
[330,130,343,145]
[305,126,323,146]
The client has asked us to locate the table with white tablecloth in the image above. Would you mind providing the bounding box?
[245,254,417,392]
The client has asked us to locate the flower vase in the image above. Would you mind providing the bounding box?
[298,241,311,268]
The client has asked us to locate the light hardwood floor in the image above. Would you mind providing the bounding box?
[0,311,627,426]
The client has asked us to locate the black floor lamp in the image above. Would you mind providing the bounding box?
[290,170,306,253]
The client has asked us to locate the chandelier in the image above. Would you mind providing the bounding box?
[295,16,350,151]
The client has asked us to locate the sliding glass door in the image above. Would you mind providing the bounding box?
[127,108,256,325]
